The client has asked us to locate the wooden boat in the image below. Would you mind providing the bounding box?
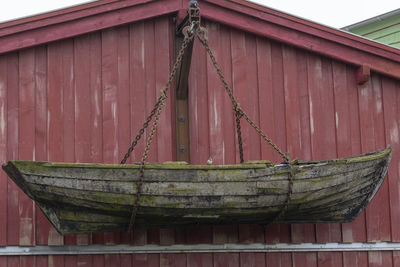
[2,147,392,235]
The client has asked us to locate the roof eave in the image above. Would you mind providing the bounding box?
[0,0,399,80]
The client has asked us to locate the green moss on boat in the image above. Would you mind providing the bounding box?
[2,147,392,235]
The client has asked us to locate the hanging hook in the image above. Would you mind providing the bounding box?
[189,0,198,8]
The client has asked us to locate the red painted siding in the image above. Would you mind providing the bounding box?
[0,15,400,266]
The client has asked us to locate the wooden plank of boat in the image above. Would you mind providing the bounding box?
[2,147,392,235]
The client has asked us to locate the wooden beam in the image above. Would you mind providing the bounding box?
[174,14,194,162]
[356,65,371,85]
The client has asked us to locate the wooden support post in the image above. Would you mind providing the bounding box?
[174,15,194,162]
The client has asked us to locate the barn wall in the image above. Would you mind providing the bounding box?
[0,15,400,267]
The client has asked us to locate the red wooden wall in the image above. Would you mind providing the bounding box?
[0,15,400,267]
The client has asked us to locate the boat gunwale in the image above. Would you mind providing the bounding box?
[4,147,391,171]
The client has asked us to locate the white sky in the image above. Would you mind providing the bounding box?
[0,0,398,28]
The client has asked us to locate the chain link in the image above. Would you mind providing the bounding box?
[122,7,292,230]
[196,33,289,162]
[195,29,293,221]
[234,107,244,163]
[271,166,294,223]
[124,28,195,231]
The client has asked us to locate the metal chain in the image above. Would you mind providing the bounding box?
[195,29,293,222]
[271,166,294,223]
[196,33,289,162]
[127,94,166,231]
[120,100,162,164]
[235,108,244,163]
[124,26,196,232]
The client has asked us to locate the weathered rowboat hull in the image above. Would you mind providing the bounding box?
[2,148,392,235]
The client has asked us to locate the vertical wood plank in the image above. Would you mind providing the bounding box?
[120,255,132,267]
[18,48,36,247]
[77,255,92,267]
[333,63,367,266]
[332,61,354,245]
[292,253,317,267]
[102,28,119,164]
[129,21,146,164]
[155,17,176,251]
[219,25,235,165]
[35,256,47,267]
[341,66,366,243]
[282,46,301,159]
[231,29,260,162]
[6,257,19,267]
[317,252,343,267]
[359,74,391,242]
[189,24,209,165]
[143,20,158,162]
[143,20,161,246]
[105,255,120,267]
[186,225,213,265]
[20,257,35,267]
[62,40,76,246]
[62,40,75,164]
[132,254,159,267]
[315,58,341,244]
[187,253,213,267]
[207,23,227,165]
[265,253,292,267]
[291,53,317,267]
[160,254,186,267]
[283,45,303,245]
[73,33,92,247]
[89,32,104,245]
[0,56,7,246]
[240,253,266,267]
[7,53,20,246]
[89,32,103,164]
[47,42,66,246]
[285,47,317,267]
[293,52,318,267]
[129,21,148,245]
[307,54,342,263]
[382,77,400,242]
[244,35,261,161]
[343,252,368,267]
[34,46,53,246]
[394,251,400,267]
[74,36,91,162]
[263,42,291,258]
[64,256,76,267]
[154,17,173,162]
[115,25,132,244]
[102,27,121,245]
[368,251,393,267]
[0,256,6,267]
[256,38,275,165]
[270,42,286,163]
[214,253,239,267]
[93,255,104,267]
[49,256,65,267]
